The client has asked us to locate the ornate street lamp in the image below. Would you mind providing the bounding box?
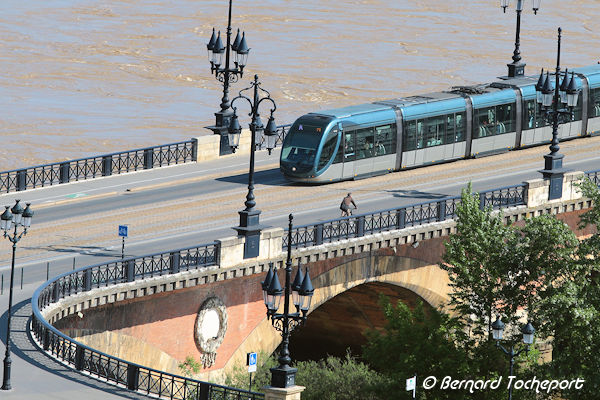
[229,75,278,258]
[535,28,580,200]
[492,316,535,400]
[1,200,33,390]
[205,0,251,155]
[262,214,314,388]
[500,0,541,77]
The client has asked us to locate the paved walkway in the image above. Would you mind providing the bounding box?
[0,283,150,399]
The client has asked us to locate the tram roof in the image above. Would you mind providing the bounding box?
[310,103,392,119]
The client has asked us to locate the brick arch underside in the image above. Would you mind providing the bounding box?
[225,254,450,375]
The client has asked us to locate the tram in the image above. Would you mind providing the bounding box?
[280,64,600,183]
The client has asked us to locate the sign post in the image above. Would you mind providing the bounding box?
[118,225,128,259]
[406,375,416,398]
[247,352,257,392]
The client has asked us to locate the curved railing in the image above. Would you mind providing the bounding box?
[31,242,265,400]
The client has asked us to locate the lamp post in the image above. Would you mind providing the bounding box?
[228,74,278,259]
[262,214,314,388]
[1,200,33,390]
[492,317,535,400]
[535,27,580,200]
[500,0,541,77]
[205,0,250,154]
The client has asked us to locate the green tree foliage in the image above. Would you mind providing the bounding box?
[362,297,469,400]
[441,183,583,398]
[225,351,386,400]
[295,353,388,400]
[178,355,202,377]
[533,178,600,398]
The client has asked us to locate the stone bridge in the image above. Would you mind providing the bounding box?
[33,171,597,386]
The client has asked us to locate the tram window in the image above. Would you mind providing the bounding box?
[425,116,445,147]
[496,103,515,133]
[455,112,465,142]
[475,107,494,138]
[404,121,417,151]
[524,100,536,129]
[374,124,396,156]
[333,137,343,164]
[355,127,374,160]
[446,115,455,144]
[475,104,515,138]
[318,130,339,170]
[590,88,600,117]
[344,132,355,161]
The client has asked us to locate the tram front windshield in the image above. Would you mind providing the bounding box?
[281,119,330,170]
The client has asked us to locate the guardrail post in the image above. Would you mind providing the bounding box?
[43,328,51,350]
[437,200,447,221]
[75,345,85,370]
[59,162,70,183]
[199,382,210,400]
[84,269,92,291]
[191,138,198,161]
[126,260,135,282]
[53,282,60,302]
[314,224,324,245]
[126,364,140,390]
[143,148,154,169]
[396,209,406,230]
[170,252,180,274]
[16,169,27,191]
[102,156,112,177]
[356,215,365,238]
[479,192,486,210]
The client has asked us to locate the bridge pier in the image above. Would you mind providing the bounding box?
[263,385,305,400]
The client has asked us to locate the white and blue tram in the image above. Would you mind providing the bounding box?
[280,64,600,183]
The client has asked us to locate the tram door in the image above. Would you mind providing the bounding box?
[353,126,375,177]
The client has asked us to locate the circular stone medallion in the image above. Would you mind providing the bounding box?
[194,297,228,368]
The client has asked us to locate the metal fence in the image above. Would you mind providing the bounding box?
[283,184,527,250]
[0,140,195,193]
[31,241,263,400]
[0,123,291,194]
[586,168,600,187]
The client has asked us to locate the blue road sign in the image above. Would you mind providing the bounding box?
[118,225,128,237]
[247,352,257,373]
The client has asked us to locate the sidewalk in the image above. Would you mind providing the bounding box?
[0,146,281,210]
[0,285,150,399]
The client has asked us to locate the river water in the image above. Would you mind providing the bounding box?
[1,0,599,170]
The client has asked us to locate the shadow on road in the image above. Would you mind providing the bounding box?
[386,189,449,200]
[0,298,149,399]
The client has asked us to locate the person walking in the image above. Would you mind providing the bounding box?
[340,192,357,217]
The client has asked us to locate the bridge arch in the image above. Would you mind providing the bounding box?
[225,254,450,372]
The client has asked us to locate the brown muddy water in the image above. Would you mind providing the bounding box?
[0,0,599,170]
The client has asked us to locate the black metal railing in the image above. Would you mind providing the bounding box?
[283,185,527,250]
[257,124,290,150]
[0,124,291,194]
[0,140,195,194]
[32,241,263,400]
[585,168,600,187]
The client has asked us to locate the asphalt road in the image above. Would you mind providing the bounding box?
[1,136,600,288]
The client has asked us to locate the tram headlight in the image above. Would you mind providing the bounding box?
[292,166,297,172]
